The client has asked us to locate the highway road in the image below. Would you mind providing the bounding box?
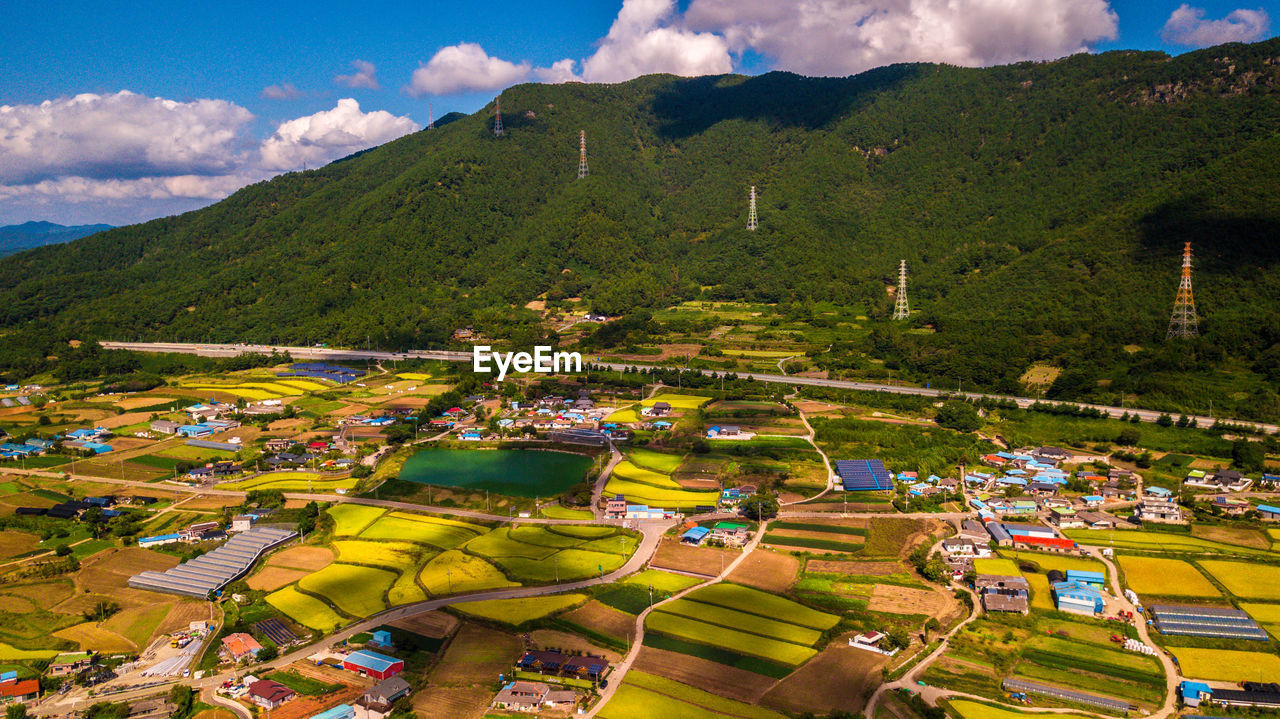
[100,341,1277,433]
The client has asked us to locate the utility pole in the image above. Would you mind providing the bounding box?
[1167,242,1199,339]
[892,259,910,320]
[493,96,504,137]
[577,130,588,179]
[746,186,758,231]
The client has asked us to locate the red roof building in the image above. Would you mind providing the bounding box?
[0,679,39,703]
[247,679,295,709]
[1013,535,1078,552]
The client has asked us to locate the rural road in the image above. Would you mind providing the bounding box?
[585,520,769,717]
[99,341,1277,433]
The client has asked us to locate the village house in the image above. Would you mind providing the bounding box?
[1185,469,1252,492]
[975,575,1030,614]
[247,679,295,709]
[1134,499,1186,525]
[642,401,672,417]
[222,633,262,663]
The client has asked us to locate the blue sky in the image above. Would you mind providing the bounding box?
[1,0,1274,225]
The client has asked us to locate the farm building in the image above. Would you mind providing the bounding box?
[48,652,94,677]
[369,630,393,648]
[834,459,893,491]
[1000,522,1055,538]
[0,677,39,704]
[492,681,549,712]
[1182,681,1213,707]
[1051,580,1104,615]
[605,495,627,518]
[1211,683,1280,709]
[1150,604,1267,641]
[1065,570,1105,588]
[680,526,710,546]
[360,677,411,709]
[624,504,668,520]
[343,650,403,680]
[1002,678,1131,713]
[222,633,263,662]
[149,420,181,434]
[1077,511,1118,528]
[1258,504,1280,521]
[230,514,256,532]
[247,679,295,709]
[1133,499,1185,524]
[129,526,296,598]
[138,533,182,548]
[1012,535,1078,553]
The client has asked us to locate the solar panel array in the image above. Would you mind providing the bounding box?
[253,618,298,646]
[1002,678,1132,712]
[129,526,295,598]
[1151,604,1268,641]
[279,362,366,383]
[835,459,893,491]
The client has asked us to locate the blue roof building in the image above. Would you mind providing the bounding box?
[1066,570,1105,587]
[1147,486,1174,497]
[1052,580,1105,615]
[681,526,711,545]
[309,704,356,719]
[1181,681,1213,707]
[370,630,393,648]
[1258,504,1280,518]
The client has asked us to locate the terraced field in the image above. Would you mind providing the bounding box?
[453,594,586,625]
[419,550,519,596]
[298,564,397,618]
[1064,529,1272,556]
[644,584,837,668]
[603,461,718,509]
[1118,556,1219,597]
[219,471,357,492]
[1199,560,1280,599]
[360,513,484,548]
[265,587,344,633]
[328,505,387,536]
[641,393,712,409]
[465,525,639,582]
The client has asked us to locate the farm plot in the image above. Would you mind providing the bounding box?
[690,584,839,631]
[1118,556,1219,597]
[1191,525,1270,550]
[973,558,1023,575]
[601,671,786,719]
[641,393,712,410]
[726,550,800,593]
[868,584,953,617]
[999,551,1107,579]
[644,612,817,666]
[428,623,522,684]
[1015,635,1166,705]
[1064,529,1272,556]
[219,472,357,492]
[267,546,334,571]
[760,637,888,715]
[1198,560,1280,599]
[948,700,1094,719]
[360,514,484,548]
[623,569,702,594]
[464,526,637,583]
[418,551,518,596]
[602,477,718,509]
[328,505,386,536]
[650,539,732,577]
[266,587,344,633]
[298,564,396,618]
[452,594,586,626]
[631,647,776,704]
[1173,648,1280,682]
[626,449,684,474]
[332,540,433,570]
[561,600,636,642]
[764,521,865,553]
[658,599,824,645]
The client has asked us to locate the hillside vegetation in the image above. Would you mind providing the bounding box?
[2,40,1279,417]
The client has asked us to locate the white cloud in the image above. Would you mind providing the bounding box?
[335,59,381,89]
[535,59,581,83]
[261,83,304,100]
[258,98,419,171]
[0,93,419,223]
[0,91,253,185]
[579,0,733,82]
[684,0,1119,77]
[407,43,533,96]
[1160,4,1270,47]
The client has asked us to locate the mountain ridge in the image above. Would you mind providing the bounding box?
[1,39,1278,415]
[0,221,113,257]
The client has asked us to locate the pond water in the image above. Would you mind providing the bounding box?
[398,448,593,497]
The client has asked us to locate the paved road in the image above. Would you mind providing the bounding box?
[99,341,1277,433]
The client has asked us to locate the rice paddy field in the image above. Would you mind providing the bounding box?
[947,700,1093,719]
[1063,529,1273,556]
[360,513,485,549]
[219,471,358,492]
[972,558,1021,575]
[623,570,702,593]
[418,550,519,596]
[452,594,587,625]
[298,564,397,618]
[605,407,641,423]
[599,671,786,719]
[1117,556,1219,597]
[265,587,344,633]
[603,461,718,509]
[641,393,712,410]
[1198,559,1280,599]
[1173,648,1280,682]
[332,540,432,570]
[466,525,639,582]
[626,448,685,474]
[644,584,837,668]
[328,504,387,536]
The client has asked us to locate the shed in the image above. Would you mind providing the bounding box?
[308,704,355,719]
[681,526,711,545]
[343,649,403,679]
[1066,570,1105,587]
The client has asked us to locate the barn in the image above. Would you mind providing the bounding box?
[343,649,404,680]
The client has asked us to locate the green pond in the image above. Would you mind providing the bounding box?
[398,449,593,497]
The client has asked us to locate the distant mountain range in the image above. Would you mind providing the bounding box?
[0,221,113,258]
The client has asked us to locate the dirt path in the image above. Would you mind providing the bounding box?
[585,520,769,717]
[780,405,835,507]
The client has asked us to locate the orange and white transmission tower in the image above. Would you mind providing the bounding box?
[1167,242,1199,339]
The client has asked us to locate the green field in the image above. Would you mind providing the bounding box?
[623,569,701,593]
[453,594,586,625]
[599,672,786,719]
[1173,648,1280,682]
[688,584,839,630]
[1064,529,1272,556]
[360,514,484,548]
[659,599,823,646]
[641,393,712,409]
[645,611,816,666]
[1199,560,1280,599]
[328,504,386,536]
[494,548,628,583]
[0,642,60,661]
[973,558,1022,575]
[1118,556,1219,597]
[220,471,357,492]
[540,505,595,520]
[626,448,685,473]
[606,407,640,423]
[266,586,345,633]
[999,551,1108,579]
[418,550,518,596]
[298,564,396,618]
[332,540,432,570]
[948,700,1094,719]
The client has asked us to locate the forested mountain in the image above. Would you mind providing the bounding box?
[2,39,1279,414]
[0,221,112,257]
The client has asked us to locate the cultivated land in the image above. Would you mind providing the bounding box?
[1117,556,1220,598]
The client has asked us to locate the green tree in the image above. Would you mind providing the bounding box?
[934,401,981,432]
[1116,426,1140,446]
[1233,439,1265,473]
[7,704,29,719]
[739,494,779,521]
